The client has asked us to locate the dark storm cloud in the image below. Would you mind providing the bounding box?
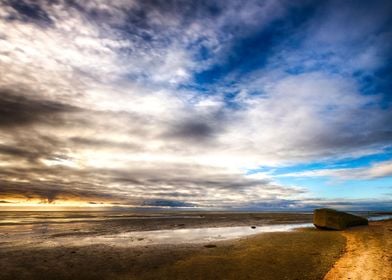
[0,129,70,164]
[0,144,35,158]
[142,199,194,207]
[0,183,118,204]
[165,119,218,143]
[0,89,77,127]
[6,0,54,26]
[0,89,148,165]
[162,107,230,143]
[0,166,124,204]
[174,120,215,139]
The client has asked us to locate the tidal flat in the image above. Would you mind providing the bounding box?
[0,211,390,280]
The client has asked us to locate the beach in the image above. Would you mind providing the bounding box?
[0,212,390,280]
[324,219,392,280]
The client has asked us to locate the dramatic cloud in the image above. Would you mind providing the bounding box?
[0,0,391,209]
[0,89,77,127]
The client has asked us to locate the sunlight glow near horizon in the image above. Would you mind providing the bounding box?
[0,198,115,210]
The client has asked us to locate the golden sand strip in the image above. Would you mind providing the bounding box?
[324,220,392,280]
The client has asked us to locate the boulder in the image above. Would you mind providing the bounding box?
[313,208,368,230]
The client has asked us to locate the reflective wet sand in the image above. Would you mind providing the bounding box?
[1,223,312,248]
[0,211,389,249]
[0,211,390,280]
[0,211,314,249]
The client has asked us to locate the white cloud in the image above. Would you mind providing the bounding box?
[0,0,391,208]
[279,160,392,180]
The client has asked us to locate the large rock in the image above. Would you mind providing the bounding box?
[313,208,368,230]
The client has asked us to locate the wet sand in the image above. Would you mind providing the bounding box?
[0,211,342,280]
[0,228,344,280]
[0,212,314,248]
[0,212,390,280]
[324,220,392,280]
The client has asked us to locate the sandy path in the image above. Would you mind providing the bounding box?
[324,220,392,280]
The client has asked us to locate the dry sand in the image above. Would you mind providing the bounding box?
[324,220,392,280]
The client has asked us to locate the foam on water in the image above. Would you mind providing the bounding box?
[368,215,392,221]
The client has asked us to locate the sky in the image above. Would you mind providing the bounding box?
[0,0,391,211]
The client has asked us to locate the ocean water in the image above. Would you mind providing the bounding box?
[0,211,204,225]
